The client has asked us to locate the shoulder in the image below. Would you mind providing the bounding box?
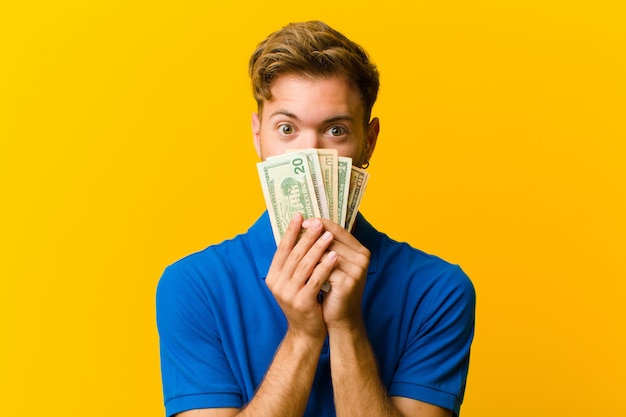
[373,229,473,289]
[387,241,475,334]
[157,232,253,301]
[355,214,473,288]
[361,222,475,318]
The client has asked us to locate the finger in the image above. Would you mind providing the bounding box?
[303,218,364,252]
[313,235,369,280]
[321,229,370,267]
[304,250,337,295]
[301,218,370,278]
[284,219,324,267]
[331,248,370,280]
[279,212,304,251]
[271,219,326,291]
[327,257,367,286]
[290,229,335,288]
[266,213,303,286]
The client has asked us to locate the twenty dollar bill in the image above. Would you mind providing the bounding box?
[257,152,321,243]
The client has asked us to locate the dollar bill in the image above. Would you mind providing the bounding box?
[316,149,339,224]
[257,153,321,244]
[337,156,352,228]
[345,166,369,231]
[282,149,330,220]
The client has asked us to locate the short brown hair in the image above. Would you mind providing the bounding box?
[249,21,380,123]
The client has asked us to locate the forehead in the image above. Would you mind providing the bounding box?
[261,74,365,122]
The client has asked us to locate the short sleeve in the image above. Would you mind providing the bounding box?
[156,263,243,417]
[389,265,476,416]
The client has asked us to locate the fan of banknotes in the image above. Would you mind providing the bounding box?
[257,148,369,244]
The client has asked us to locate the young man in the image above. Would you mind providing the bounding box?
[157,21,475,417]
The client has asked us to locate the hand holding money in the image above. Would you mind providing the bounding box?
[257,149,369,244]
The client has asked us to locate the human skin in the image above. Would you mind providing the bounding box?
[251,74,379,167]
[176,75,451,417]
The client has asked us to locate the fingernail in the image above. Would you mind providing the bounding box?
[321,231,332,241]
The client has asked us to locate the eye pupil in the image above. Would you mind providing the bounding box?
[281,125,292,134]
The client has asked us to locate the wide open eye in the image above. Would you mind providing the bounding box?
[326,126,346,137]
[279,124,294,135]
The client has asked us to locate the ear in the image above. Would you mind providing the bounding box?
[365,117,380,161]
[252,112,262,159]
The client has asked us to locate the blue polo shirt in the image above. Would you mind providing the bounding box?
[157,212,475,417]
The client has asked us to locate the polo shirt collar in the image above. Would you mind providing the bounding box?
[248,211,277,279]
[248,211,380,279]
[351,213,380,274]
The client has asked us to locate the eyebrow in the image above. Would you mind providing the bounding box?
[269,110,355,124]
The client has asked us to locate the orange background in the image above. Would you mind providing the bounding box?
[1,1,624,416]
